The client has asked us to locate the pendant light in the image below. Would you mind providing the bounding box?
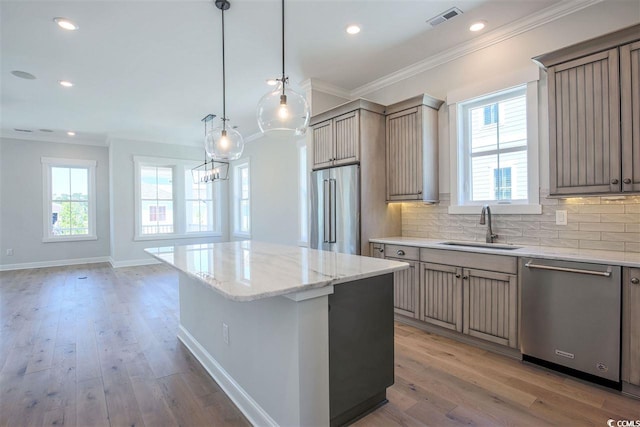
[256,0,310,136]
[205,0,244,161]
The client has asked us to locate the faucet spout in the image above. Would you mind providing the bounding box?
[480,205,498,243]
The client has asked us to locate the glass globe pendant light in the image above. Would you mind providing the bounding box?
[205,0,244,161]
[256,0,310,136]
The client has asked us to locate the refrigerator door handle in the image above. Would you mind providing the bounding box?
[323,179,330,243]
[330,178,337,243]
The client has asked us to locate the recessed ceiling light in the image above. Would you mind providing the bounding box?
[469,21,487,32]
[11,70,36,80]
[346,25,361,35]
[59,80,74,87]
[67,131,76,136]
[53,17,78,31]
[266,79,278,86]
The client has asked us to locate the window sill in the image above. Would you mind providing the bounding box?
[134,232,222,242]
[448,204,542,215]
[233,232,251,239]
[43,235,98,243]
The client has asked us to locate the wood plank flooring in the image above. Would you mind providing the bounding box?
[1,263,639,427]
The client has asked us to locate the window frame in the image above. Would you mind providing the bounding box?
[133,156,222,241]
[232,158,251,239]
[184,166,222,236]
[41,157,97,243]
[448,78,541,215]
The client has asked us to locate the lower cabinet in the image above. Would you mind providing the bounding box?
[623,267,640,396]
[463,268,518,348]
[388,258,419,318]
[419,262,463,332]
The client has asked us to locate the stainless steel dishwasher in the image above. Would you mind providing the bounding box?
[520,258,621,386]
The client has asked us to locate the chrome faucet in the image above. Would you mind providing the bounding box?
[479,205,498,243]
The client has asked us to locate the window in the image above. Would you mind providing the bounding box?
[449,81,540,214]
[185,169,220,234]
[140,165,174,235]
[134,156,222,240]
[297,141,308,246]
[42,157,97,242]
[232,159,250,238]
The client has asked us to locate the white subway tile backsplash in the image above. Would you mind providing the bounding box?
[400,190,639,253]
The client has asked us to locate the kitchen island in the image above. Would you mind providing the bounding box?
[145,241,408,427]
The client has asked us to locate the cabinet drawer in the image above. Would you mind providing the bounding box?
[420,248,516,274]
[385,245,419,261]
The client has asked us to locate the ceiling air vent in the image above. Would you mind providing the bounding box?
[14,128,33,133]
[428,7,463,27]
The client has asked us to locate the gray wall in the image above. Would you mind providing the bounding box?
[233,132,302,246]
[0,137,110,266]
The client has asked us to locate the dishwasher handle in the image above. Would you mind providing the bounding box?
[524,262,612,277]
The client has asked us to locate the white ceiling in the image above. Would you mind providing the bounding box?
[1,0,563,146]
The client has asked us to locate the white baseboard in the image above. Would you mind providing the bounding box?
[109,258,160,268]
[0,256,111,272]
[177,325,278,427]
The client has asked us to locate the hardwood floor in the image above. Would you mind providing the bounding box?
[1,263,638,427]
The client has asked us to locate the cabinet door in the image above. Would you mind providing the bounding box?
[622,267,640,387]
[387,258,418,318]
[463,268,517,348]
[333,111,360,166]
[386,107,423,201]
[548,48,621,195]
[621,41,640,192]
[419,262,462,332]
[312,120,334,169]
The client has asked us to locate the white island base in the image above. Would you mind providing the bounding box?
[177,271,396,426]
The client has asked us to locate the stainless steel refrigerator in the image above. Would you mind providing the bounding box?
[310,164,360,255]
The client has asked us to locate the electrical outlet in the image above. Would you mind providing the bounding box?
[556,210,568,225]
[222,322,229,345]
[6,249,13,256]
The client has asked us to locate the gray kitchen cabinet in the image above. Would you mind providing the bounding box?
[385,95,443,203]
[420,248,519,348]
[419,261,463,331]
[622,267,640,397]
[463,268,518,348]
[311,100,387,170]
[534,24,640,196]
[370,243,420,318]
[311,111,360,169]
[621,40,640,193]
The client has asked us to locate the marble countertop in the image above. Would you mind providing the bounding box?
[145,241,409,301]
[370,236,640,268]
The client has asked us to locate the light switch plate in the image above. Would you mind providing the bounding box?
[556,210,568,225]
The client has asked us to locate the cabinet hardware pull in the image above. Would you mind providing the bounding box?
[378,247,384,253]
[524,262,612,277]
[611,178,619,185]
[632,277,640,285]
[623,178,632,184]
[455,273,461,278]
[396,250,405,256]
[462,275,468,280]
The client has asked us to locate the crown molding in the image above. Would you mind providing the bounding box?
[300,78,353,100]
[0,130,108,146]
[350,0,603,98]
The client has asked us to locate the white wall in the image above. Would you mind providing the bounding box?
[360,0,639,193]
[234,132,302,246]
[0,137,110,267]
[109,138,229,266]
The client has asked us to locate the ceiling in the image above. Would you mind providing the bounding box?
[1,0,563,146]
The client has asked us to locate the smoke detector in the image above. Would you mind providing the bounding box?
[427,7,463,27]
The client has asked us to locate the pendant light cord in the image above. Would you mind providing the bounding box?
[221,6,227,126]
[281,0,286,95]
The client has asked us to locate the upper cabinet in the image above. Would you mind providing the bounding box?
[534,24,640,196]
[310,100,385,170]
[385,94,443,203]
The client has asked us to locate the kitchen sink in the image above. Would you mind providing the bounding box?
[439,241,522,250]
